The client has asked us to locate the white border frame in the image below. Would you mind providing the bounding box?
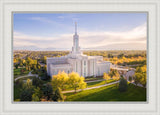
[0,0,159,115]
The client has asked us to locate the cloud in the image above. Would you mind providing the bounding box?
[30,17,55,24]
[13,23,147,50]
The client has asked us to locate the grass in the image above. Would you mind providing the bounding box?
[14,68,29,78]
[85,77,103,81]
[64,83,146,101]
[87,79,116,88]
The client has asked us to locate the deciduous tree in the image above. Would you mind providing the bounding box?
[51,71,69,90]
[103,72,110,84]
[68,72,86,93]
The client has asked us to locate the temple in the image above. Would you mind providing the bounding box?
[47,22,110,77]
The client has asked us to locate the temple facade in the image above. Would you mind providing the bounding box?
[47,23,110,77]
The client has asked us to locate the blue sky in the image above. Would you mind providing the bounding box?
[13,13,147,50]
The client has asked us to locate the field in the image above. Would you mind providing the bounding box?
[65,83,146,101]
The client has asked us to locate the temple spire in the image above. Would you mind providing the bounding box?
[75,22,77,34]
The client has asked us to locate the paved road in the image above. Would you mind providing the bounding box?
[14,71,38,81]
[62,80,119,94]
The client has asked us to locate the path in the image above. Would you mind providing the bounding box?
[130,82,144,87]
[14,71,38,81]
[62,80,119,94]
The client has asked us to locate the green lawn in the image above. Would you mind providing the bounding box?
[64,83,146,101]
[14,68,30,78]
[87,79,116,88]
[85,77,103,81]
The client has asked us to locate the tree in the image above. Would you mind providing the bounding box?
[134,73,142,86]
[51,71,69,90]
[129,76,132,83]
[20,89,32,101]
[20,78,34,101]
[42,83,53,100]
[112,72,120,87]
[118,53,124,59]
[44,65,47,71]
[32,77,41,88]
[43,56,47,64]
[140,73,146,88]
[15,64,19,69]
[32,87,42,101]
[134,65,147,88]
[52,87,64,102]
[103,72,110,84]
[68,72,87,93]
[15,79,23,88]
[23,79,33,89]
[20,68,25,74]
[119,77,128,92]
[32,94,40,101]
[33,87,43,99]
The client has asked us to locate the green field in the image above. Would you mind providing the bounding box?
[64,83,146,101]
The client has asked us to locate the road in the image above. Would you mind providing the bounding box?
[14,71,38,81]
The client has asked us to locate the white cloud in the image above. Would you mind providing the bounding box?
[14,23,147,50]
[29,17,55,24]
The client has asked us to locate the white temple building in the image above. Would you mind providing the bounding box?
[47,23,110,77]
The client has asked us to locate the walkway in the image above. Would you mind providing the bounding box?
[14,71,38,81]
[62,80,119,94]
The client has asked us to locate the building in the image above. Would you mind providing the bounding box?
[47,22,110,77]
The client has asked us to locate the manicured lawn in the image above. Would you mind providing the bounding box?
[85,77,103,81]
[14,68,30,78]
[64,83,146,101]
[87,79,116,88]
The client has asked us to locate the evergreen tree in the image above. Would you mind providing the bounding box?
[52,87,64,102]
[20,89,32,101]
[42,83,53,100]
[119,77,128,92]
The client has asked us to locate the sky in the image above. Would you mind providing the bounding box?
[13,13,147,51]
